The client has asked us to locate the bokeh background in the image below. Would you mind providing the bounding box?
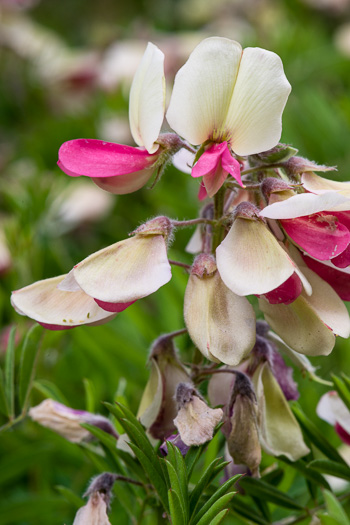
[1,0,350,523]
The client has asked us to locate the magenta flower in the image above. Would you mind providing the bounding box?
[58,43,166,194]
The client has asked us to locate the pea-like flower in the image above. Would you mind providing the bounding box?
[58,43,167,194]
[166,37,291,196]
[317,391,350,445]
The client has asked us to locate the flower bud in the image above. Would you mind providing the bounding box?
[137,335,191,440]
[224,372,261,477]
[174,382,223,446]
[250,143,298,164]
[29,399,118,443]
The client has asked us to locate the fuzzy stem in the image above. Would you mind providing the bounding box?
[169,260,191,270]
[171,218,216,228]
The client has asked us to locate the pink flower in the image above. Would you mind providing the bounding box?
[58,43,166,194]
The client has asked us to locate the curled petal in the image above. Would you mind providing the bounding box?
[184,268,256,365]
[166,37,242,145]
[281,214,350,260]
[137,358,163,429]
[11,275,115,330]
[64,235,172,304]
[192,143,227,178]
[223,47,291,156]
[58,139,156,178]
[92,168,153,195]
[261,272,303,305]
[252,362,309,461]
[260,191,350,219]
[94,299,136,313]
[302,172,350,195]
[302,254,350,301]
[129,42,165,154]
[216,218,295,296]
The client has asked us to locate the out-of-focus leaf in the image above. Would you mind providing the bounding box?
[279,457,331,489]
[191,475,241,525]
[0,495,69,524]
[19,324,43,411]
[4,326,16,418]
[169,488,185,525]
[262,467,284,487]
[33,379,69,405]
[231,495,270,525]
[292,404,346,465]
[55,485,84,509]
[331,375,350,413]
[0,368,9,418]
[83,377,96,413]
[239,477,304,510]
[206,509,229,525]
[323,490,350,525]
[308,459,350,481]
[319,514,345,525]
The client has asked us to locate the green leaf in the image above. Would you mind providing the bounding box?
[195,493,234,525]
[167,442,188,515]
[231,496,270,525]
[279,457,331,489]
[318,513,344,525]
[0,367,9,417]
[55,485,84,509]
[331,374,350,413]
[113,446,149,484]
[323,490,350,525]
[239,477,304,510]
[128,442,169,513]
[83,377,96,413]
[191,475,241,525]
[166,460,187,522]
[206,509,229,525]
[5,326,16,418]
[308,459,350,482]
[33,379,69,405]
[19,324,43,411]
[292,404,347,465]
[341,373,350,392]
[189,458,221,517]
[168,488,185,525]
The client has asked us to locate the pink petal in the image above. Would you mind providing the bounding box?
[261,272,303,305]
[94,299,136,312]
[203,166,228,198]
[281,213,350,260]
[191,142,227,178]
[221,145,243,187]
[58,139,156,178]
[331,245,350,269]
[198,181,208,201]
[302,255,350,301]
[335,422,350,445]
[91,168,153,195]
[39,323,75,331]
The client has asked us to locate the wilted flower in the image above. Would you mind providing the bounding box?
[184,253,256,365]
[317,391,350,445]
[29,399,118,443]
[72,473,117,525]
[173,382,223,446]
[137,334,191,440]
[59,216,172,313]
[166,37,291,196]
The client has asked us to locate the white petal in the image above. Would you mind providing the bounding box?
[224,47,291,156]
[260,191,350,219]
[316,392,338,426]
[58,269,81,291]
[166,37,242,145]
[73,235,172,303]
[129,42,165,154]
[73,492,111,525]
[302,172,350,194]
[11,275,115,328]
[323,393,350,434]
[172,148,195,174]
[137,358,163,428]
[216,218,295,296]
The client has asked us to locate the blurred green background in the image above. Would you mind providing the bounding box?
[1,0,350,523]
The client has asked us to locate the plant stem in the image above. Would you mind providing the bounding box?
[166,328,188,339]
[211,187,226,252]
[168,259,191,270]
[240,163,285,176]
[171,218,216,228]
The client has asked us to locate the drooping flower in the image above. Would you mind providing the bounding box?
[317,391,350,446]
[58,43,170,194]
[72,473,117,525]
[173,382,223,446]
[58,216,172,312]
[137,334,191,440]
[166,37,291,195]
[184,253,256,365]
[29,399,118,443]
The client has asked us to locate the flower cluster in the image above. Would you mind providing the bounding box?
[11,36,350,476]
